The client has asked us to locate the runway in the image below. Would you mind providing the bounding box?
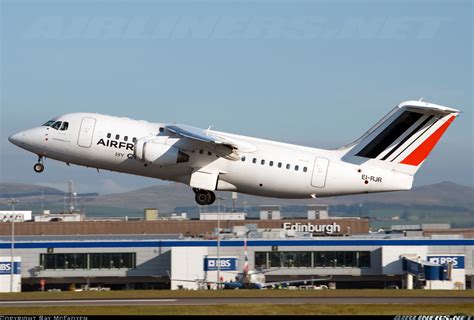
[0,296,472,307]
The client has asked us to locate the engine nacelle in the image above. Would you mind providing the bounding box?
[134,137,189,166]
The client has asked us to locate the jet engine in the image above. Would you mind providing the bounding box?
[134,137,189,166]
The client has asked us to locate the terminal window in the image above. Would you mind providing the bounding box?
[255,251,371,269]
[40,252,136,270]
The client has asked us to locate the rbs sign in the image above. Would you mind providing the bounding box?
[204,258,238,271]
[427,256,464,269]
[0,262,21,274]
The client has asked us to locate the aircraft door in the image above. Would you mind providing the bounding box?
[77,117,97,148]
[311,157,329,188]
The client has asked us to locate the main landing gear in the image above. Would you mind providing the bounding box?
[34,156,44,173]
[193,188,216,206]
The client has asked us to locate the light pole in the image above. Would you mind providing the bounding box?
[216,196,226,289]
[7,197,19,211]
[7,197,19,293]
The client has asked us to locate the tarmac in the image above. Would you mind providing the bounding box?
[0,296,472,306]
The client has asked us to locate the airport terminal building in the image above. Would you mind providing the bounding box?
[0,215,473,291]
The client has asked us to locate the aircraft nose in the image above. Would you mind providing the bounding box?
[8,131,25,146]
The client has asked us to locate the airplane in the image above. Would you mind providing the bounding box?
[174,263,333,290]
[8,100,459,206]
[170,238,333,289]
[223,237,332,289]
[222,269,332,290]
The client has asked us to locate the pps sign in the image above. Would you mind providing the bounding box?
[427,256,465,269]
[204,257,238,271]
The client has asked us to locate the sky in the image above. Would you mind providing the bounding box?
[0,0,472,194]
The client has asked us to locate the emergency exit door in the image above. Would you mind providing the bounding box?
[311,157,329,188]
[77,117,96,148]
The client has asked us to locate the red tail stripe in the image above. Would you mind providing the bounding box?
[400,115,455,166]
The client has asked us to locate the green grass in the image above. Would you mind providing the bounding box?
[1,289,473,301]
[1,304,473,315]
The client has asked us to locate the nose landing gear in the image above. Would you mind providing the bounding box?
[193,188,216,206]
[34,156,44,173]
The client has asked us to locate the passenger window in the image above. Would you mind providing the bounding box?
[60,122,69,131]
[199,150,204,154]
[269,161,274,166]
[261,160,265,165]
[107,133,111,139]
[115,134,120,140]
[303,167,308,172]
[132,137,137,143]
[241,156,246,162]
[51,121,62,130]
[278,162,282,168]
[208,151,212,156]
[295,165,299,171]
[124,136,128,142]
[253,158,257,164]
[286,164,290,169]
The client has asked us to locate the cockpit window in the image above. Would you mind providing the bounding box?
[42,120,56,126]
[51,121,62,130]
[60,122,69,131]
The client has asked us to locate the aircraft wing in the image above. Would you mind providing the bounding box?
[170,278,225,284]
[167,273,226,285]
[262,276,333,288]
[165,124,257,160]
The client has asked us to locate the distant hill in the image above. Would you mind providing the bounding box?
[101,180,474,210]
[0,181,472,213]
[1,180,471,228]
[0,183,98,199]
[319,181,474,208]
[0,183,64,198]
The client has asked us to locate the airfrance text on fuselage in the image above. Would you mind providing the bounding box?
[97,138,134,151]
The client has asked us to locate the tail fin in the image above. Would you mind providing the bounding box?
[342,100,459,175]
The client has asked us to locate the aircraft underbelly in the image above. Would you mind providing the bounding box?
[222,169,312,198]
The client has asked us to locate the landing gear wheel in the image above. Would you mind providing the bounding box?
[208,192,216,205]
[195,191,212,206]
[34,163,44,173]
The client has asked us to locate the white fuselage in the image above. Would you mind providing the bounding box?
[9,112,414,199]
